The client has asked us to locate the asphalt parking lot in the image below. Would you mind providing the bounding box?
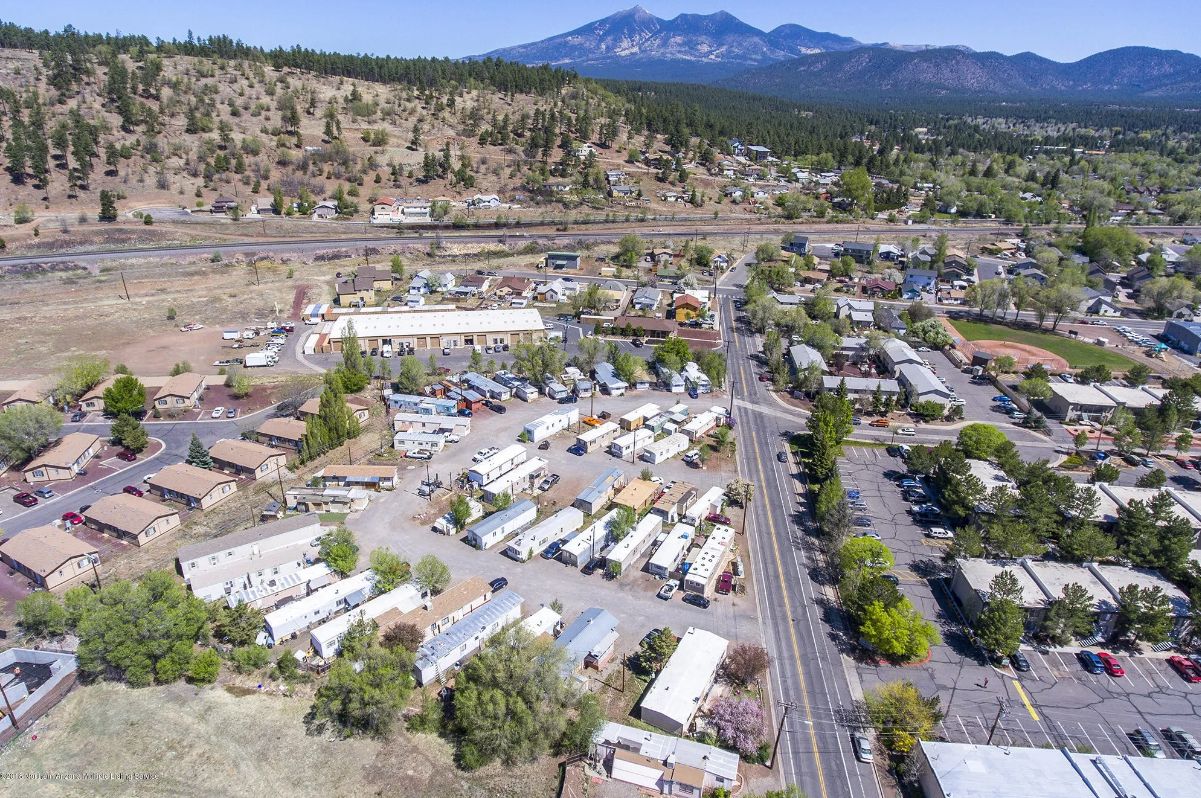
[346,385,761,664]
[840,447,1201,759]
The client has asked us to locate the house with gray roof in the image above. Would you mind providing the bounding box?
[787,344,828,373]
[896,364,953,405]
[632,287,663,311]
[553,607,620,677]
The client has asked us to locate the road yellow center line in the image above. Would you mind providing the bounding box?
[1012,679,1040,721]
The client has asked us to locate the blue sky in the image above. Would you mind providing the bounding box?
[8,2,1199,62]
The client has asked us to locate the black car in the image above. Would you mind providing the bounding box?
[538,440,551,450]
[558,395,577,404]
[886,446,902,457]
[370,347,378,356]
[683,593,711,609]
[489,577,508,592]
[70,411,86,422]
[777,451,789,463]
[458,408,473,417]
[1010,651,1031,672]
[881,573,900,585]
[489,403,507,414]
[631,339,644,348]
[581,558,601,575]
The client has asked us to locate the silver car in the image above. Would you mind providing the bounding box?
[852,733,874,763]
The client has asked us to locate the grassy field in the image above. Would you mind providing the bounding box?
[949,319,1137,370]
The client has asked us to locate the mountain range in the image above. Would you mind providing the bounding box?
[472,6,1201,101]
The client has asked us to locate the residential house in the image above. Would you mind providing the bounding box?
[255,418,308,450]
[840,242,875,265]
[722,185,744,201]
[460,273,490,293]
[896,364,953,405]
[1126,264,1156,291]
[317,465,400,490]
[553,607,620,676]
[632,287,663,311]
[177,512,324,602]
[412,590,523,685]
[0,526,99,589]
[208,438,288,481]
[83,494,181,547]
[545,252,581,270]
[286,486,371,514]
[298,395,372,425]
[148,463,238,510]
[2,379,51,411]
[940,258,975,283]
[211,196,238,214]
[1017,268,1049,286]
[787,344,828,374]
[335,277,375,307]
[311,201,339,219]
[538,278,581,303]
[468,193,500,209]
[673,294,703,321]
[153,372,206,410]
[746,144,771,161]
[881,338,925,372]
[861,278,896,297]
[1083,295,1123,317]
[409,269,436,295]
[902,268,938,294]
[593,363,629,396]
[820,376,901,401]
[78,376,117,413]
[493,276,534,299]
[592,722,740,796]
[612,479,660,514]
[22,432,101,483]
[878,307,907,335]
[355,267,395,291]
[783,235,809,256]
[835,298,874,327]
[371,198,398,223]
[652,482,698,524]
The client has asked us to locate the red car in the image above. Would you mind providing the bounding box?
[1169,655,1201,683]
[1096,651,1124,677]
[706,512,732,526]
[13,492,37,507]
[61,511,84,526]
[1178,458,1196,470]
[758,373,769,382]
[716,571,734,595]
[123,485,144,497]
[116,450,137,462]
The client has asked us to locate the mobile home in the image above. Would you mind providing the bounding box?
[576,421,620,453]
[504,507,585,562]
[641,432,689,464]
[648,524,694,579]
[560,508,621,567]
[619,403,661,431]
[523,407,579,443]
[684,486,727,525]
[605,514,663,576]
[464,500,537,550]
[682,524,735,596]
[609,428,655,460]
[468,444,527,485]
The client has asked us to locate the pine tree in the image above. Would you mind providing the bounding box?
[185,433,213,468]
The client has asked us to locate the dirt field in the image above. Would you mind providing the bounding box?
[0,681,557,798]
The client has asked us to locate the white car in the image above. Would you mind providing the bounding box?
[657,582,677,600]
[211,407,225,418]
[896,427,916,436]
[925,526,955,539]
[916,347,931,352]
[650,476,665,485]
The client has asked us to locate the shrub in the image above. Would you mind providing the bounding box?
[230,644,271,674]
[189,649,222,685]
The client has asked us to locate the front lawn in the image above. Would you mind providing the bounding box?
[948,319,1136,370]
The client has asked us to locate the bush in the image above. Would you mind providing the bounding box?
[16,591,67,637]
[230,644,271,674]
[189,649,222,685]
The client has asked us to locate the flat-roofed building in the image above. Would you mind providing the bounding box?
[577,421,621,453]
[392,430,447,453]
[310,583,426,659]
[1046,382,1117,422]
[465,500,537,550]
[263,570,376,641]
[640,628,729,734]
[22,432,102,483]
[593,722,740,795]
[209,439,288,481]
[1088,563,1193,640]
[553,607,619,676]
[148,463,237,510]
[505,507,585,562]
[83,493,181,546]
[561,509,621,568]
[468,444,527,486]
[620,403,661,431]
[315,309,546,353]
[1098,484,1201,533]
[648,524,694,579]
[613,479,659,514]
[412,590,524,685]
[1096,384,1159,410]
[316,464,400,490]
[177,513,323,602]
[0,526,99,589]
[682,525,735,596]
[391,412,470,436]
[819,376,901,400]
[524,407,578,442]
[606,514,663,576]
[684,486,726,525]
[950,558,1050,633]
[479,456,547,503]
[377,576,493,644]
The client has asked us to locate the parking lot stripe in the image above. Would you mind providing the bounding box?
[1125,657,1155,689]
[1012,680,1040,721]
[1015,718,1034,747]
[1034,651,1058,684]
[1077,722,1099,753]
[956,715,972,743]
[1095,723,1121,754]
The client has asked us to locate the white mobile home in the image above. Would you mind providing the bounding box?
[523,407,579,442]
[505,507,585,562]
[542,379,571,400]
[413,590,524,685]
[264,570,376,642]
[392,431,447,452]
[577,421,620,453]
[684,486,727,525]
[620,403,661,431]
[479,457,548,503]
[681,411,721,442]
[648,524,694,579]
[640,627,729,734]
[605,514,663,576]
[309,583,425,658]
[641,432,689,464]
[465,499,537,550]
[609,428,655,460]
[468,444,527,485]
[560,508,621,567]
[682,524,735,596]
[433,497,483,533]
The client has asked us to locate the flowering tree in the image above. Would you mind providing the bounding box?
[707,696,764,755]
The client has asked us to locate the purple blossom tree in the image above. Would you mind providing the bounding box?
[707,696,765,755]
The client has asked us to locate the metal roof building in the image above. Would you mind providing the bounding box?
[413,589,524,685]
[553,607,620,676]
[574,467,625,514]
[640,627,729,734]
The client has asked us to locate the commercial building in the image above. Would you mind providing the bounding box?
[468,444,527,486]
[609,428,655,460]
[640,628,729,734]
[819,376,901,400]
[561,508,621,568]
[505,507,585,562]
[641,432,689,464]
[148,463,237,510]
[914,739,1201,798]
[310,583,426,659]
[1163,320,1201,355]
[465,499,537,550]
[0,526,98,589]
[574,468,626,515]
[208,439,288,481]
[684,486,726,525]
[377,576,493,644]
[682,525,735,596]
[652,482,698,524]
[606,514,663,576]
[413,589,524,685]
[312,309,546,353]
[83,494,181,547]
[896,364,953,405]
[613,479,659,514]
[951,559,1051,634]
[523,407,579,442]
[648,524,694,579]
[479,457,547,503]
[576,421,620,453]
[592,722,740,796]
[177,513,324,602]
[882,338,925,372]
[1046,382,1118,422]
[1095,384,1159,410]
[263,570,376,641]
[620,403,662,431]
[316,465,400,491]
[553,607,620,676]
[22,432,102,484]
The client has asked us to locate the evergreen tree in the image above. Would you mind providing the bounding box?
[185,432,213,468]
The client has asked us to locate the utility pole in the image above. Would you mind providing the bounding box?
[769,700,799,770]
[120,271,131,301]
[986,699,1009,745]
[89,555,102,591]
[252,259,260,286]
